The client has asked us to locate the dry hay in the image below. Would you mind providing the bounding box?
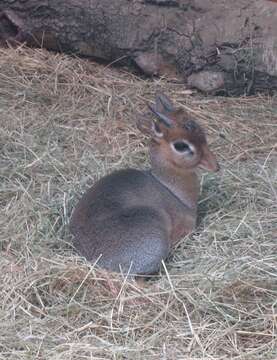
[0,46,276,360]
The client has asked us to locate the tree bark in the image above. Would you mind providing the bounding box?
[0,0,277,95]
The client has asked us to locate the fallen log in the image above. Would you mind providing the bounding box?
[0,0,277,95]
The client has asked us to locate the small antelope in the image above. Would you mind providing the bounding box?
[70,93,219,275]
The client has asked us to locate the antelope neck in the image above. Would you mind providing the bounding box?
[149,166,199,210]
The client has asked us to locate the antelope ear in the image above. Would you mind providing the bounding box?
[151,120,165,138]
[136,113,166,140]
[155,92,174,113]
[148,104,173,128]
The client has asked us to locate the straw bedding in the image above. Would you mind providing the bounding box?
[0,46,276,359]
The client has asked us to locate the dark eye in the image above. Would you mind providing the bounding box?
[173,141,192,153]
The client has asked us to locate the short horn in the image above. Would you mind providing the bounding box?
[156,93,174,112]
[148,104,172,128]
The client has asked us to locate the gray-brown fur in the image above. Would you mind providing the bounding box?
[70,93,219,275]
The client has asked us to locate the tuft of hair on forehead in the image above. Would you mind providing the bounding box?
[174,109,204,134]
[180,116,206,143]
[183,119,199,132]
[172,109,198,127]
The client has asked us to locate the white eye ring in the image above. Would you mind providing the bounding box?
[171,140,195,155]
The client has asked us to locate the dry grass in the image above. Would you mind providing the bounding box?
[0,46,277,360]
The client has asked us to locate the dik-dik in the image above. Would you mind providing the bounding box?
[70,93,219,275]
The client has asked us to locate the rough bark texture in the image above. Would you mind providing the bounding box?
[0,0,277,95]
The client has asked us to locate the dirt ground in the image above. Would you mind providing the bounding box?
[0,46,276,359]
